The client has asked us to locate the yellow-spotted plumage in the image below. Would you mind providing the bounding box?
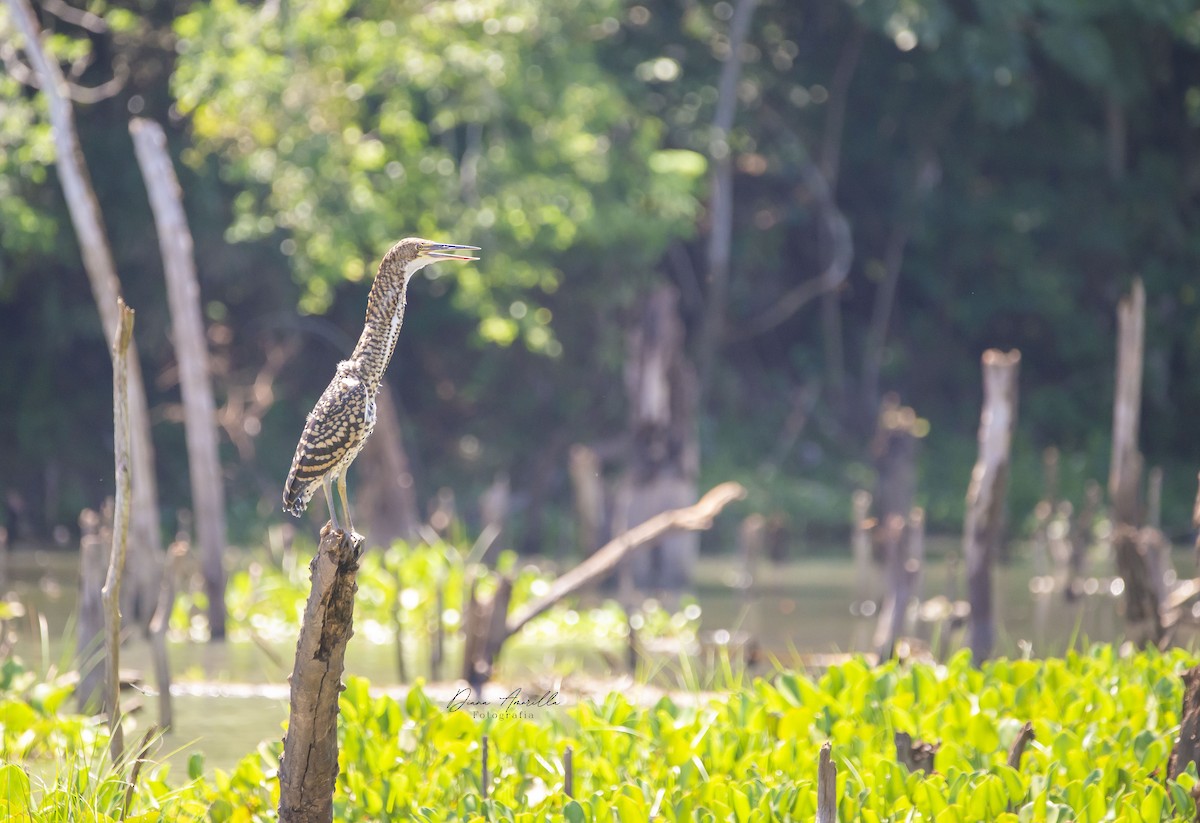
[282,237,478,536]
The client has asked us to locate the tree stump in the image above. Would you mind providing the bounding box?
[1108,279,1163,643]
[1169,666,1200,780]
[963,349,1020,663]
[619,285,700,591]
[278,526,363,823]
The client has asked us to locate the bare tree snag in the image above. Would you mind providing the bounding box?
[507,482,745,637]
[963,349,1020,663]
[150,541,186,729]
[851,489,874,612]
[278,527,363,823]
[130,118,228,640]
[696,0,759,389]
[568,444,604,557]
[816,741,838,823]
[870,395,919,562]
[873,508,924,662]
[1170,666,1200,780]
[1109,280,1163,643]
[6,0,163,622]
[1109,280,1144,528]
[76,504,110,712]
[462,574,514,695]
[355,385,421,546]
[102,299,135,764]
[619,286,700,590]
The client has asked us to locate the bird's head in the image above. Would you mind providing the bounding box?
[385,237,480,277]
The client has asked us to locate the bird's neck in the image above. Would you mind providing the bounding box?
[350,259,413,391]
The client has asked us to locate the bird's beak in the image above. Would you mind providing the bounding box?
[425,243,480,261]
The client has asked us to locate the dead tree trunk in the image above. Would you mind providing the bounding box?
[870,395,919,564]
[461,575,514,696]
[963,349,1020,663]
[278,527,363,823]
[130,118,228,640]
[568,444,604,557]
[816,742,838,823]
[1169,666,1200,780]
[619,286,700,591]
[150,541,186,729]
[873,508,924,661]
[6,0,163,623]
[1109,279,1163,643]
[696,0,759,391]
[1066,481,1101,601]
[355,385,421,547]
[102,299,135,764]
[76,504,110,712]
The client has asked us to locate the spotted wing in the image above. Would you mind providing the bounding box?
[282,370,370,514]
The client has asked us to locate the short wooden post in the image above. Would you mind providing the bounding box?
[430,580,445,681]
[963,349,1020,663]
[816,742,837,823]
[563,745,574,798]
[481,734,490,800]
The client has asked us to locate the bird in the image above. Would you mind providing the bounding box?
[282,237,479,539]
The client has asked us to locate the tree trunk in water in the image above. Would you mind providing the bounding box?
[696,0,759,391]
[873,508,924,661]
[278,527,363,823]
[76,504,110,713]
[619,286,700,591]
[354,384,421,547]
[102,300,136,764]
[7,0,163,623]
[129,118,228,640]
[1108,279,1163,643]
[870,394,919,563]
[568,444,604,557]
[963,349,1020,663]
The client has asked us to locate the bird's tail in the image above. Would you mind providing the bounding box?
[282,469,317,518]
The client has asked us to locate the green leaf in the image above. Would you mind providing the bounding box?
[0,764,30,812]
[564,800,586,823]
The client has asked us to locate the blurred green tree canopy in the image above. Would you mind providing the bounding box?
[5,0,1200,547]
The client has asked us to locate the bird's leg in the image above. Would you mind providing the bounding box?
[337,472,361,544]
[322,474,342,534]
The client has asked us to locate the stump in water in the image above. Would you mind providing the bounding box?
[963,349,1020,664]
[867,395,925,661]
[278,526,363,823]
[1108,279,1163,643]
[618,285,700,591]
[869,394,919,564]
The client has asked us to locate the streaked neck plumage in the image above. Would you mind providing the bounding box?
[350,253,419,392]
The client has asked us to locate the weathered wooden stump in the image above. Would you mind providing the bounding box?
[278,526,363,823]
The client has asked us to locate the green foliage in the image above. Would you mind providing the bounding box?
[171,0,704,343]
[170,538,699,674]
[8,646,1200,820]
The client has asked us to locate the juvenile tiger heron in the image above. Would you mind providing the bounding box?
[282,237,479,538]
